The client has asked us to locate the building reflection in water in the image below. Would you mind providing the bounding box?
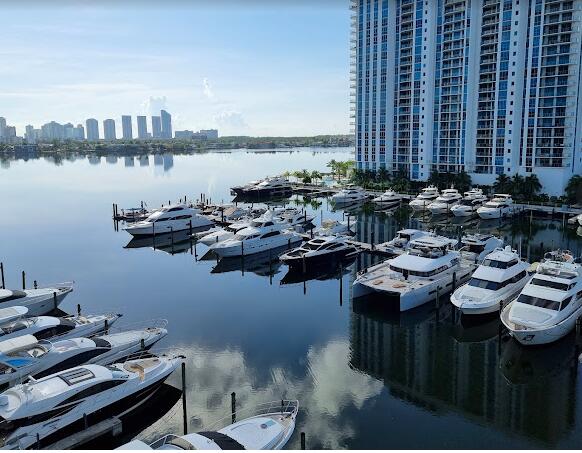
[124,156,134,167]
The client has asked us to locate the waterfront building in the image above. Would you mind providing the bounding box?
[25,125,35,143]
[175,130,194,139]
[152,116,162,138]
[137,115,148,139]
[86,118,99,141]
[74,124,85,140]
[351,0,582,195]
[161,110,172,139]
[121,115,133,140]
[0,117,6,138]
[103,119,116,141]
[200,129,218,140]
[40,121,65,141]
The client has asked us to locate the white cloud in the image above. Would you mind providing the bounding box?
[213,110,249,135]
[142,96,168,116]
[202,78,214,99]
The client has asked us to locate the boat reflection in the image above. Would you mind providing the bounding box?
[210,247,285,277]
[124,227,212,255]
[280,258,356,285]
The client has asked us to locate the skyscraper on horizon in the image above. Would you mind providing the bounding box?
[161,110,172,139]
[351,0,582,196]
[137,115,148,139]
[86,118,99,141]
[151,115,162,138]
[103,119,116,141]
[0,117,6,138]
[121,115,133,140]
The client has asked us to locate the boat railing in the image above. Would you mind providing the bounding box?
[119,348,186,364]
[107,318,168,334]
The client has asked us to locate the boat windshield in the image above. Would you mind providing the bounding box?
[465,244,485,253]
[468,278,501,291]
[397,233,411,241]
[482,258,517,269]
[530,278,573,291]
[516,294,561,311]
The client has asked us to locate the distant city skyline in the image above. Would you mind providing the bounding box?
[1,2,350,137]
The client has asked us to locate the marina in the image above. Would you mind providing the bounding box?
[4,148,582,448]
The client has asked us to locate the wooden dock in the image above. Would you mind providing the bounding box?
[45,417,122,450]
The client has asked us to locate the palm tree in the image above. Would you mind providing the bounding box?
[493,174,511,194]
[326,159,338,180]
[310,170,323,185]
[297,169,312,184]
[523,174,542,201]
[565,175,582,204]
[455,171,472,193]
[377,166,390,189]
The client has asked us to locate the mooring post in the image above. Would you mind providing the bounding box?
[170,227,175,253]
[83,413,88,430]
[36,434,40,449]
[498,323,503,356]
[104,319,109,334]
[452,272,456,293]
[189,220,192,237]
[182,362,188,435]
[339,262,343,306]
[77,304,81,316]
[112,203,116,219]
[0,262,4,289]
[21,271,25,290]
[140,338,145,350]
[241,241,244,257]
[53,292,57,310]
[435,286,440,321]
[301,432,306,450]
[231,392,236,424]
[33,280,37,289]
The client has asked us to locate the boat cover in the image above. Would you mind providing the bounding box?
[198,431,245,450]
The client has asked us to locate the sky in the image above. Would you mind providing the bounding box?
[1,1,351,137]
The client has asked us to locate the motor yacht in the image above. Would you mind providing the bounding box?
[331,186,368,204]
[0,283,73,317]
[0,312,120,343]
[577,213,582,227]
[427,188,463,215]
[0,354,182,449]
[353,234,476,311]
[276,208,315,228]
[463,188,485,200]
[313,219,354,237]
[233,176,293,199]
[477,194,515,220]
[124,204,213,237]
[373,229,428,257]
[197,220,252,246]
[231,178,265,196]
[450,197,488,217]
[451,246,531,315]
[0,326,167,389]
[459,233,504,263]
[409,185,440,211]
[372,190,401,207]
[280,236,358,269]
[117,400,298,450]
[501,250,582,345]
[207,205,249,223]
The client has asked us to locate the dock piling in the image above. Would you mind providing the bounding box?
[104,319,109,334]
[182,362,188,435]
[140,338,145,350]
[53,292,57,310]
[231,392,236,424]
[83,413,89,430]
[301,432,306,450]
[339,262,343,306]
[77,304,81,316]
[21,271,25,290]
[0,262,4,289]
[33,280,37,289]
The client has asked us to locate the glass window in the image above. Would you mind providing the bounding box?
[517,294,560,311]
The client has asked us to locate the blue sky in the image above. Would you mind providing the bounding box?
[1,1,350,136]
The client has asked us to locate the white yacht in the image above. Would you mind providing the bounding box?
[0,354,182,450]
[352,235,476,311]
[451,246,531,315]
[427,188,463,215]
[0,283,73,317]
[197,220,252,246]
[374,229,427,257]
[450,189,488,217]
[459,233,504,263]
[501,250,582,345]
[233,176,293,199]
[409,186,440,211]
[372,189,401,207]
[117,400,298,450]
[276,208,315,227]
[0,326,167,389]
[313,219,354,237]
[477,194,515,220]
[207,205,249,223]
[0,311,120,343]
[577,213,582,227]
[331,186,368,204]
[463,188,485,200]
[124,204,214,237]
[280,236,358,269]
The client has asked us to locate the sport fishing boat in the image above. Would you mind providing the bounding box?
[0,312,120,343]
[279,236,358,269]
[409,185,440,211]
[477,194,515,220]
[0,283,73,317]
[373,229,428,257]
[427,188,463,215]
[501,250,582,345]
[372,189,401,207]
[451,246,531,315]
[330,185,368,204]
[0,326,167,388]
[124,204,213,237]
[0,354,182,450]
[459,233,504,263]
[117,400,298,450]
[352,235,476,311]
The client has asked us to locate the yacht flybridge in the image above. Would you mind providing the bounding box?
[279,236,358,269]
[117,400,298,450]
[124,204,213,237]
[450,189,488,217]
[501,250,582,345]
[0,354,182,449]
[459,233,504,263]
[374,229,427,257]
[353,234,476,311]
[409,186,440,211]
[372,189,401,207]
[0,283,73,317]
[331,186,368,204]
[477,194,515,220]
[451,247,531,315]
[427,188,463,215]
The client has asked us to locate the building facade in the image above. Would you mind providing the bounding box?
[161,110,172,139]
[103,119,116,141]
[121,115,133,140]
[86,118,99,141]
[137,115,148,139]
[352,0,582,195]
[152,116,162,138]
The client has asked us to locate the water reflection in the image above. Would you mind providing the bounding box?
[210,247,284,278]
[125,231,196,255]
[280,258,356,286]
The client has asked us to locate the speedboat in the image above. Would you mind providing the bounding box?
[313,219,354,236]
[117,400,298,450]
[427,188,462,215]
[0,283,73,317]
[0,354,182,449]
[477,194,515,220]
[124,204,214,237]
[352,234,476,311]
[459,233,504,263]
[0,326,167,388]
[331,186,367,204]
[373,229,427,257]
[409,185,440,211]
[501,250,582,345]
[372,190,401,207]
[451,246,531,315]
[0,311,120,342]
[280,236,358,269]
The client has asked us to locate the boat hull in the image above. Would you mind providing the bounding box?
[211,236,303,258]
[125,218,213,236]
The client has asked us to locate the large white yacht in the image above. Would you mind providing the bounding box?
[427,188,463,215]
[276,208,315,227]
[117,400,298,450]
[451,246,531,315]
[450,189,488,217]
[501,250,582,345]
[0,354,181,449]
[313,219,354,237]
[124,204,213,237]
[459,233,504,263]
[248,176,293,198]
[0,283,73,317]
[280,236,358,269]
[374,229,427,257]
[197,220,252,246]
[372,189,401,207]
[331,185,368,204]
[409,186,440,211]
[352,235,476,311]
[477,194,515,220]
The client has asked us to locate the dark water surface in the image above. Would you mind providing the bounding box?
[2,148,582,449]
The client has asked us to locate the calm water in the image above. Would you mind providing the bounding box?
[2,147,582,449]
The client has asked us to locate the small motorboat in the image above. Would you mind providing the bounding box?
[117,400,298,450]
[280,236,359,269]
[0,283,73,317]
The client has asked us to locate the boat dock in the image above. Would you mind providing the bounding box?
[45,417,123,450]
